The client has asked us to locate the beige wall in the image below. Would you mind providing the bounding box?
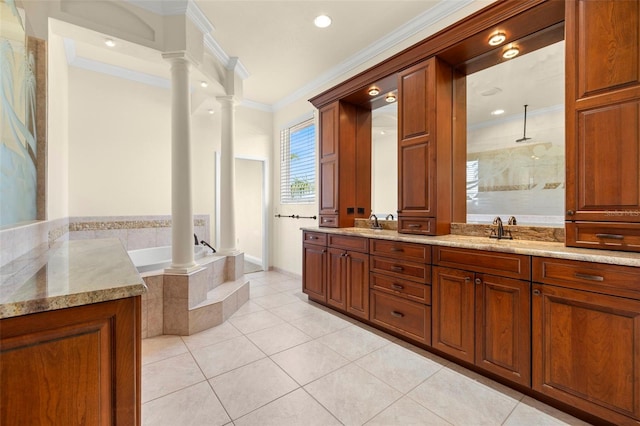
[47,31,69,221]
[235,158,264,263]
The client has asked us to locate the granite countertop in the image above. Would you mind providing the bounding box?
[301,226,640,268]
[0,239,147,319]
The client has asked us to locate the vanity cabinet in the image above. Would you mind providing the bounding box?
[302,231,328,302]
[565,0,640,252]
[397,57,453,236]
[1,297,142,425]
[532,257,640,425]
[432,247,531,386]
[318,101,371,228]
[326,235,369,319]
[369,240,432,344]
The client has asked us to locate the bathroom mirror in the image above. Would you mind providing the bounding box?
[466,40,565,225]
[371,102,398,218]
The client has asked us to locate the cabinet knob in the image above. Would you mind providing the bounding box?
[566,210,575,216]
[464,277,471,283]
[533,289,541,296]
[474,278,482,285]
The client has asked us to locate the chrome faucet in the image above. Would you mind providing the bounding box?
[385,213,395,220]
[490,216,513,240]
[508,216,517,225]
[369,214,382,229]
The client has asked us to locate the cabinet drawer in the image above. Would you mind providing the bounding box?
[303,231,327,246]
[533,257,640,300]
[327,234,369,253]
[566,222,640,252]
[370,290,431,344]
[398,217,435,235]
[369,239,431,263]
[370,257,431,283]
[319,215,338,227]
[370,272,431,304]
[433,246,530,280]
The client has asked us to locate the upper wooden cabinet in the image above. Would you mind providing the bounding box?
[397,57,453,235]
[318,101,371,228]
[565,0,640,251]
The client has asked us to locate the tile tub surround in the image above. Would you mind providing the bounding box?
[304,226,640,268]
[0,217,69,268]
[68,215,210,251]
[0,239,146,319]
[141,270,589,426]
[141,251,248,337]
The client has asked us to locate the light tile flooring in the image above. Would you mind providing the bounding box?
[142,270,591,426]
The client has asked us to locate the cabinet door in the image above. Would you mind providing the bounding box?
[319,103,339,216]
[475,274,530,386]
[327,248,347,310]
[346,250,369,320]
[532,284,640,424]
[303,243,326,302]
[398,60,434,216]
[432,266,475,363]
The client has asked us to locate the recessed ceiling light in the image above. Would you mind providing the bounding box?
[503,45,520,59]
[208,109,215,115]
[200,81,208,88]
[488,32,506,46]
[314,15,332,28]
[491,109,505,116]
[368,88,380,96]
[385,94,396,103]
[104,38,116,47]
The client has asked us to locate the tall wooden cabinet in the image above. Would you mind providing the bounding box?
[318,101,371,228]
[565,0,640,252]
[397,57,453,235]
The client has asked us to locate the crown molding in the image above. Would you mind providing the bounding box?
[272,0,474,111]
[239,99,273,113]
[203,34,250,80]
[63,38,170,89]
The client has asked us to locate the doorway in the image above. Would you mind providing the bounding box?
[234,157,267,273]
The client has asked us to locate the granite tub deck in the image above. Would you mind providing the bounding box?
[0,238,147,318]
[302,226,640,268]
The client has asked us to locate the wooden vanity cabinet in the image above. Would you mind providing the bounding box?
[432,247,531,386]
[532,257,640,425]
[397,57,453,235]
[565,0,640,252]
[326,235,369,319]
[318,101,371,228]
[369,240,432,344]
[302,231,328,302]
[0,297,142,426]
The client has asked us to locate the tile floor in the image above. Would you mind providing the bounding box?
[142,270,591,426]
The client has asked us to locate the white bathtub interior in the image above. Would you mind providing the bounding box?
[128,245,209,273]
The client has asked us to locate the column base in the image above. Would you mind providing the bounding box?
[164,264,204,275]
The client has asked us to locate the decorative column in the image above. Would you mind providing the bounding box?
[217,95,237,253]
[163,52,198,273]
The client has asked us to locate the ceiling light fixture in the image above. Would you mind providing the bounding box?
[208,109,215,115]
[385,94,396,103]
[502,45,520,59]
[491,109,505,116]
[488,32,506,46]
[200,81,208,88]
[314,15,332,28]
[104,38,116,47]
[368,87,380,96]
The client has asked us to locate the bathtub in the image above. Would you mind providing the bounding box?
[128,245,206,273]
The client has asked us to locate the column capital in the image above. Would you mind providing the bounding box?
[216,95,237,106]
[162,50,200,67]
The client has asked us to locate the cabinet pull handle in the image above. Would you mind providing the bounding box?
[391,311,404,318]
[391,283,404,290]
[533,289,541,296]
[391,266,404,271]
[408,224,421,228]
[595,233,624,240]
[308,236,316,240]
[474,278,482,285]
[390,247,404,252]
[574,273,604,282]
[322,218,334,223]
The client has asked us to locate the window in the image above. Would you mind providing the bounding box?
[280,118,315,203]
